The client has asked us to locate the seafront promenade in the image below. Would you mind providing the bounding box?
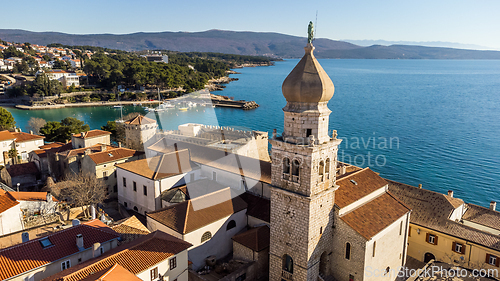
[13,100,161,110]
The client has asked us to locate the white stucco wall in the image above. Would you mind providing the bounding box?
[117,167,185,214]
[15,139,44,162]
[0,205,24,236]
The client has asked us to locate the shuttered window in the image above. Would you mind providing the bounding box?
[452,242,465,254]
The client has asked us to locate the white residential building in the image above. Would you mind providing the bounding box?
[0,189,24,236]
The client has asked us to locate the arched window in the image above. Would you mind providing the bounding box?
[345,242,351,260]
[325,158,330,179]
[282,254,293,273]
[283,158,290,175]
[292,160,300,182]
[227,220,236,231]
[201,231,212,243]
[319,160,325,181]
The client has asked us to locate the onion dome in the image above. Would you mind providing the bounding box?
[282,43,334,103]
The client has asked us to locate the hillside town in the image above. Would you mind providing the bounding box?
[0,38,499,281]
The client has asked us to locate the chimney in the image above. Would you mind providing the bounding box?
[418,184,423,189]
[65,139,69,144]
[448,190,454,197]
[91,205,96,220]
[92,242,101,258]
[29,130,33,135]
[490,201,497,211]
[118,142,122,148]
[340,165,347,176]
[81,131,85,138]
[46,192,52,202]
[84,148,91,155]
[72,219,80,226]
[76,234,84,250]
[101,144,107,152]
[21,232,29,243]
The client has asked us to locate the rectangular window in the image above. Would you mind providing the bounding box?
[170,256,177,270]
[143,185,147,196]
[487,254,498,267]
[213,171,217,181]
[150,267,158,281]
[103,171,107,177]
[399,221,403,235]
[453,242,465,254]
[409,226,412,237]
[133,181,137,192]
[123,177,126,187]
[61,260,70,271]
[426,233,437,245]
[373,241,376,257]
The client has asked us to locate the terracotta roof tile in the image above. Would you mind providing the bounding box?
[88,148,142,165]
[147,188,248,234]
[78,264,142,281]
[0,189,19,213]
[232,225,270,252]
[0,130,15,141]
[388,180,500,251]
[7,191,58,202]
[462,204,500,231]
[39,142,65,149]
[340,193,410,240]
[0,220,119,280]
[124,115,156,125]
[12,132,45,143]
[112,215,150,244]
[59,144,113,158]
[73,130,111,139]
[116,149,195,180]
[45,231,192,281]
[335,168,389,208]
[239,192,270,222]
[7,162,39,177]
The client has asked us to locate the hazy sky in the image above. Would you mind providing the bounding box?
[2,0,499,49]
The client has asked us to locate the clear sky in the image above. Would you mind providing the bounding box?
[2,0,499,49]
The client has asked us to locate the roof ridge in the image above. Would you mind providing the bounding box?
[337,167,370,181]
[386,191,412,212]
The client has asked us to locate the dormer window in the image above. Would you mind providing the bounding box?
[40,238,53,248]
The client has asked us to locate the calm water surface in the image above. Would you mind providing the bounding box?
[4,59,500,207]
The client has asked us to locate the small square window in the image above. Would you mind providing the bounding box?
[489,255,498,266]
[170,257,177,270]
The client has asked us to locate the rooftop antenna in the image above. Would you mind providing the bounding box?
[314,10,318,42]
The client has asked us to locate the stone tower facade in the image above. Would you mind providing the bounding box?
[124,115,158,152]
[269,43,342,281]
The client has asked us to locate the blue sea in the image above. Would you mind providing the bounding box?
[4,59,500,207]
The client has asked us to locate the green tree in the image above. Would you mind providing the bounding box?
[40,117,89,142]
[0,107,16,131]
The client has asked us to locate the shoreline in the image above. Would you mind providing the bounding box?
[2,62,272,111]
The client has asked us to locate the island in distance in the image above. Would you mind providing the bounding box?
[1,29,500,59]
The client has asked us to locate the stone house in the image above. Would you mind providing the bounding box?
[232,225,270,280]
[0,219,120,281]
[1,162,39,189]
[71,130,111,149]
[80,146,143,198]
[29,142,66,178]
[0,189,23,236]
[124,115,158,152]
[146,188,248,270]
[56,144,111,176]
[389,181,500,272]
[43,231,192,281]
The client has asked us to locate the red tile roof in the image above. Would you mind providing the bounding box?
[0,189,19,214]
[116,149,195,180]
[0,130,15,141]
[7,191,58,202]
[232,225,270,252]
[0,220,120,280]
[12,132,45,143]
[45,231,192,281]
[7,162,39,177]
[147,188,248,234]
[340,193,410,240]
[124,115,156,125]
[73,130,111,139]
[39,142,65,149]
[335,168,388,208]
[78,264,142,281]
[88,148,142,165]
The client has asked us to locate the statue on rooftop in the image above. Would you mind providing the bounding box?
[308,21,314,44]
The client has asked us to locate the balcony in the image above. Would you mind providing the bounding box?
[282,270,293,281]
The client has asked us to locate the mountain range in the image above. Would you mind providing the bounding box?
[1,29,500,59]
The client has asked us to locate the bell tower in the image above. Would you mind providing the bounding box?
[269,25,342,281]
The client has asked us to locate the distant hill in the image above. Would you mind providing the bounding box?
[1,29,500,59]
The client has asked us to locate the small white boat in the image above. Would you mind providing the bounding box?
[113,105,123,109]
